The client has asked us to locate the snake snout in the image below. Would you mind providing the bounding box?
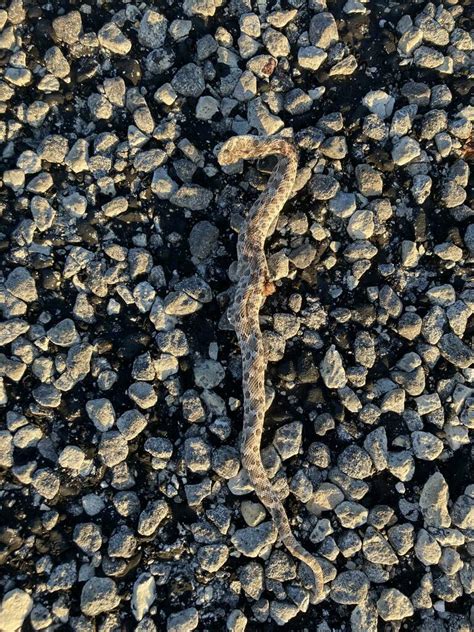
[218,151,233,166]
[217,138,239,166]
[218,135,252,165]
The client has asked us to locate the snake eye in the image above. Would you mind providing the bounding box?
[218,147,231,166]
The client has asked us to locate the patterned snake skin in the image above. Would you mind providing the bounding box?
[218,135,324,598]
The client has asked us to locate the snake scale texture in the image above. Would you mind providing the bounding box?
[218,135,324,598]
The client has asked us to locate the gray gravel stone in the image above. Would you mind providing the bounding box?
[451,494,474,529]
[338,445,373,479]
[432,574,463,602]
[108,525,137,558]
[197,544,229,572]
[298,45,327,70]
[117,409,147,440]
[73,523,102,555]
[47,560,77,591]
[440,182,467,208]
[414,45,444,68]
[138,500,169,536]
[195,93,219,119]
[415,528,441,565]
[309,174,340,200]
[362,527,398,565]
[363,90,395,119]
[307,442,331,468]
[265,550,297,581]
[172,63,205,97]
[328,191,356,218]
[247,97,284,135]
[239,561,264,600]
[231,522,277,557]
[464,224,474,256]
[114,492,141,518]
[132,573,156,622]
[194,359,225,389]
[52,11,82,44]
[263,27,290,58]
[338,530,362,558]
[144,436,173,466]
[438,333,474,368]
[363,113,388,141]
[368,504,395,529]
[138,10,168,49]
[5,267,37,302]
[47,318,79,347]
[171,184,213,210]
[183,0,216,17]
[335,501,368,528]
[377,588,414,621]
[98,22,131,55]
[241,500,266,527]
[184,437,211,473]
[387,523,414,555]
[86,398,115,432]
[398,27,422,56]
[102,197,128,218]
[320,344,347,389]
[0,431,13,468]
[227,609,247,632]
[98,431,129,467]
[415,392,441,417]
[32,383,61,408]
[189,221,219,260]
[347,209,374,239]
[128,382,157,408]
[308,482,344,513]
[31,468,60,499]
[439,547,463,576]
[156,329,189,357]
[44,46,70,78]
[355,164,383,196]
[392,136,421,165]
[269,601,299,626]
[284,88,313,115]
[331,570,369,604]
[0,589,33,632]
[309,12,339,49]
[397,311,422,339]
[363,427,388,471]
[411,431,443,461]
[427,285,456,307]
[273,421,302,460]
[0,318,30,354]
[81,577,120,617]
[387,451,415,482]
[167,607,198,632]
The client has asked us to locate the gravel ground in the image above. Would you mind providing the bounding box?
[0,0,473,630]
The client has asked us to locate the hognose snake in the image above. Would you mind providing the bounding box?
[218,135,325,598]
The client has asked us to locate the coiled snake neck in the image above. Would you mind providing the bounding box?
[218,135,325,599]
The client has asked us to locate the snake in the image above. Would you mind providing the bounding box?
[218,135,325,598]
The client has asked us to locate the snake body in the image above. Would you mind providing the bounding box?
[218,135,324,598]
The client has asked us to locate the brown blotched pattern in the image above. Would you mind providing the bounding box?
[218,135,324,597]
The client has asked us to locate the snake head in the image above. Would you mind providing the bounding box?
[217,135,255,166]
[217,137,241,166]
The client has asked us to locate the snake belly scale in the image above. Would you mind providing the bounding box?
[218,135,324,598]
